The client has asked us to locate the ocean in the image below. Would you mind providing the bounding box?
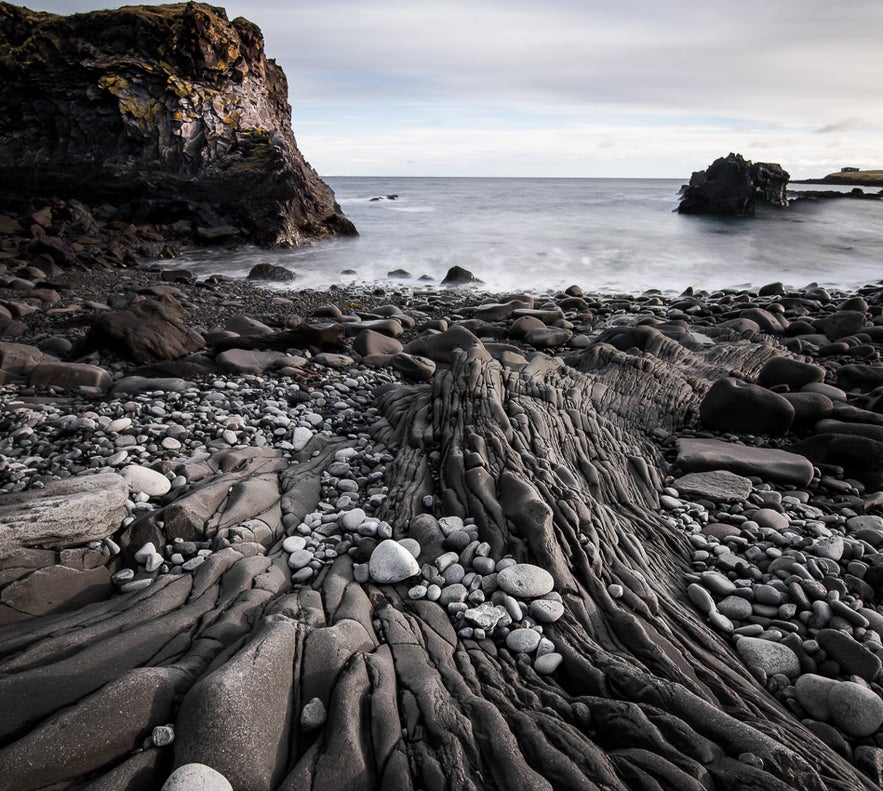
[164,177,883,295]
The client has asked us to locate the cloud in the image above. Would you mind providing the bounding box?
[816,118,866,134]
[17,0,883,176]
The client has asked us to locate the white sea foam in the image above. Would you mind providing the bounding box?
[156,177,883,294]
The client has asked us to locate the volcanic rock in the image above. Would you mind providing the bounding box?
[0,3,355,246]
[677,153,790,216]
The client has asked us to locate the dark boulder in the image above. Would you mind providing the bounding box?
[677,153,789,217]
[757,356,825,389]
[788,433,883,489]
[247,263,297,282]
[441,265,482,286]
[0,3,356,246]
[815,310,868,341]
[699,377,795,435]
[78,298,205,363]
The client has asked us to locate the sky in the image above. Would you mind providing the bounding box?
[17,0,883,178]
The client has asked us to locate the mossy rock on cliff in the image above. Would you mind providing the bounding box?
[0,2,356,246]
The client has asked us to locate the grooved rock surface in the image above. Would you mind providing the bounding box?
[1,279,883,791]
[0,2,355,246]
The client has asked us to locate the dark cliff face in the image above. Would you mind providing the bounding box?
[0,2,356,246]
[677,152,790,217]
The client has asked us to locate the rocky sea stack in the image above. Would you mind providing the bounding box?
[678,152,790,217]
[0,2,355,246]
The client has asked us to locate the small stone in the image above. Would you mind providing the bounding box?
[687,583,716,615]
[496,563,554,598]
[300,697,327,730]
[287,549,313,570]
[368,539,420,583]
[341,508,367,531]
[399,538,421,558]
[292,426,313,452]
[736,636,800,678]
[464,602,504,630]
[717,595,753,621]
[161,763,233,791]
[794,673,837,720]
[828,681,883,737]
[282,535,307,553]
[534,652,563,674]
[120,465,171,497]
[529,599,565,623]
[506,627,542,653]
[152,724,175,747]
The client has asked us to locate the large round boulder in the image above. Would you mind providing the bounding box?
[757,356,825,389]
[699,377,795,435]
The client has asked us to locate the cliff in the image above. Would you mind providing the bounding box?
[0,2,355,246]
[678,153,790,217]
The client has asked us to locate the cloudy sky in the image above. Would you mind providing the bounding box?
[21,0,883,178]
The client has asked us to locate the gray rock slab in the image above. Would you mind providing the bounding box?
[672,470,753,503]
[174,617,299,791]
[0,472,128,552]
[676,438,814,487]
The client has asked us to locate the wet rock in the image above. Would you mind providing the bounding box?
[247,263,297,282]
[441,265,481,286]
[677,153,789,216]
[757,356,825,389]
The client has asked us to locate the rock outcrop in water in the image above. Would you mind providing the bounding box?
[678,153,790,217]
[2,264,883,788]
[0,2,355,246]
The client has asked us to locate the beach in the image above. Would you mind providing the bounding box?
[2,245,883,788]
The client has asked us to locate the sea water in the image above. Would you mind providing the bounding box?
[163,177,883,295]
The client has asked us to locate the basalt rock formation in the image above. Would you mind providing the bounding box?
[678,153,790,217]
[4,273,883,789]
[0,2,355,246]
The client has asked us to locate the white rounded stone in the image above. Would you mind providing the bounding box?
[107,417,132,433]
[161,763,233,791]
[534,652,563,674]
[368,539,420,583]
[120,465,171,497]
[529,599,564,623]
[288,549,313,570]
[340,508,367,531]
[282,535,307,553]
[292,426,313,452]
